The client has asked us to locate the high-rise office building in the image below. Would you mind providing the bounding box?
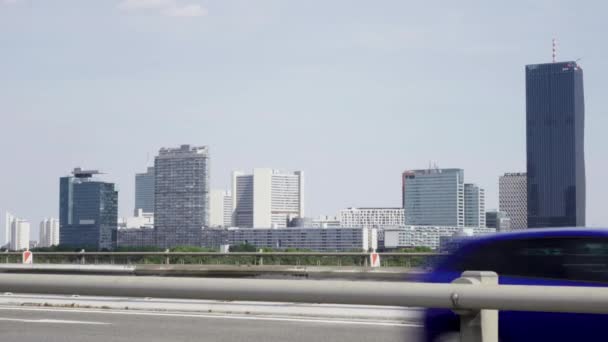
[39,218,60,247]
[135,166,155,214]
[209,190,233,227]
[60,168,118,250]
[499,173,527,229]
[154,145,209,247]
[464,184,486,227]
[232,169,304,228]
[402,168,464,227]
[526,61,585,227]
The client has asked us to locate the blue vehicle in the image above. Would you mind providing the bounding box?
[423,228,608,342]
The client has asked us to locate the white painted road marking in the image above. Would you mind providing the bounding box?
[0,306,423,328]
[0,317,110,325]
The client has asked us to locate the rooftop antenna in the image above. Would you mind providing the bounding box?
[552,38,557,63]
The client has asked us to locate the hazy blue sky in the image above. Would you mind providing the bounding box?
[1,0,607,237]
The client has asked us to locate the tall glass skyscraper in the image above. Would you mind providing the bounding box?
[59,168,118,250]
[526,61,585,227]
[154,145,209,248]
[464,183,486,228]
[135,166,155,214]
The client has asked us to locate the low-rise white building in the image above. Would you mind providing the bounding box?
[202,227,377,252]
[339,207,404,228]
[119,209,154,229]
[383,226,496,250]
[311,215,341,228]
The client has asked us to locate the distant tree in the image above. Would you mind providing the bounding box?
[283,248,314,253]
[31,244,94,252]
[397,246,433,253]
[229,243,258,252]
[114,246,164,252]
[170,246,217,252]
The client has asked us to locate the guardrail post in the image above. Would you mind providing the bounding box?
[451,271,498,342]
[165,249,170,265]
[79,250,86,265]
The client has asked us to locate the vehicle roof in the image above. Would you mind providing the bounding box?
[464,228,608,247]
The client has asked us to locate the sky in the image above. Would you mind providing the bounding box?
[1,0,607,239]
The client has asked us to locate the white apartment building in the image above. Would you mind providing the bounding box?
[339,208,404,228]
[201,227,377,252]
[232,169,304,228]
[2,212,14,248]
[311,215,341,228]
[210,190,233,227]
[383,226,496,250]
[9,216,30,251]
[39,218,60,247]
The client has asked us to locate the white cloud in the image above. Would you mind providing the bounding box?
[117,0,207,17]
[162,4,207,17]
[3,0,20,5]
[118,0,174,10]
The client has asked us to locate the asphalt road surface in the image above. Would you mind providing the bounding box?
[0,306,422,342]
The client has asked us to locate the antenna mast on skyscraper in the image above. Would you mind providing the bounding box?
[552,38,557,63]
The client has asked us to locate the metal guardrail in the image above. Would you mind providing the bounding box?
[2,271,608,342]
[0,251,441,267]
[0,251,439,256]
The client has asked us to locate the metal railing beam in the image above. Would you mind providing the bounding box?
[1,272,608,314]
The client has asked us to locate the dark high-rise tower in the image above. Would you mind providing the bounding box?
[154,145,209,248]
[59,168,118,250]
[526,61,585,227]
[135,166,155,214]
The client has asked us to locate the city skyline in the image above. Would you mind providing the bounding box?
[1,1,607,233]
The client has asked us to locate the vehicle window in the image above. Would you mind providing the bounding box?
[562,240,608,283]
[450,237,608,283]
